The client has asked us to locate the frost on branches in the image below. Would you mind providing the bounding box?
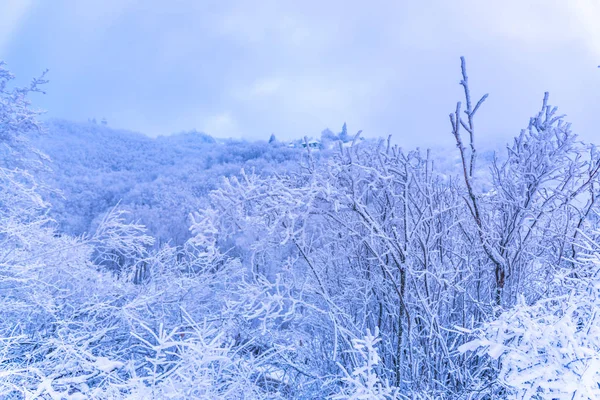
[4,56,600,399]
[460,247,600,399]
[331,328,398,400]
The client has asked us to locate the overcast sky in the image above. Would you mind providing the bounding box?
[2,0,599,147]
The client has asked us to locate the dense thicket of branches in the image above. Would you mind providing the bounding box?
[2,58,600,399]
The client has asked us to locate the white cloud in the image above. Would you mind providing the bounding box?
[442,0,600,58]
[202,112,238,138]
[0,0,33,54]
[565,0,600,60]
[250,78,283,97]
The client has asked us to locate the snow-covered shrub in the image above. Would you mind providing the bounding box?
[460,264,600,399]
[331,328,398,400]
[0,62,267,399]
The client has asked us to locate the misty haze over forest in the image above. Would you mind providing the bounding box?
[2,1,600,399]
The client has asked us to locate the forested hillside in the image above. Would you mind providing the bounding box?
[3,57,600,400]
[32,120,306,246]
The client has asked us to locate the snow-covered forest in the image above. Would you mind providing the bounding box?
[3,53,600,399]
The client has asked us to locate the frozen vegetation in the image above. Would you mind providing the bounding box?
[2,57,600,399]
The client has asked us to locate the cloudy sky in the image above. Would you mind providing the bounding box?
[1,0,599,147]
